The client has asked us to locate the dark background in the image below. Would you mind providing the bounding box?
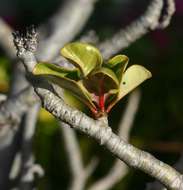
[0,0,183,189]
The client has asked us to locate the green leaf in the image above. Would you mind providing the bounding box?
[118,65,152,99]
[105,55,129,82]
[106,65,151,112]
[83,67,119,95]
[61,42,103,76]
[32,62,80,80]
[63,89,87,112]
[33,62,96,111]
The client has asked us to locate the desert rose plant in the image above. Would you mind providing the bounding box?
[33,42,151,118]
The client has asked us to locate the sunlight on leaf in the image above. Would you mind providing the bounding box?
[105,55,129,82]
[61,42,103,76]
[33,62,96,111]
[119,65,152,99]
[32,42,152,117]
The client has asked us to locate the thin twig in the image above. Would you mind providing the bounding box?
[159,0,175,28]
[19,103,42,190]
[61,122,98,190]
[99,0,175,59]
[0,18,15,59]
[37,0,98,61]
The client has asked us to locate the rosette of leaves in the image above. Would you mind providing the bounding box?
[33,42,151,118]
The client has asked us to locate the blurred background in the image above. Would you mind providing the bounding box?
[0,0,183,189]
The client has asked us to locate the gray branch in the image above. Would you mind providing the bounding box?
[99,0,175,59]
[61,122,98,190]
[88,89,141,190]
[35,84,183,190]
[0,0,98,187]
[37,0,98,61]
[13,31,183,189]
[19,103,41,190]
[0,19,16,59]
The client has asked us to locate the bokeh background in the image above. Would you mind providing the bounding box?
[0,0,183,189]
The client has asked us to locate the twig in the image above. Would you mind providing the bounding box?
[13,31,183,190]
[88,89,141,190]
[159,0,175,28]
[0,87,36,128]
[79,30,99,44]
[61,122,98,190]
[19,103,42,190]
[61,123,84,179]
[0,88,37,189]
[118,89,141,140]
[37,0,98,61]
[0,18,15,59]
[99,0,175,59]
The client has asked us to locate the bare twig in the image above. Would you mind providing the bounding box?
[61,123,84,179]
[0,88,37,189]
[0,18,15,59]
[79,30,99,44]
[19,103,42,190]
[61,122,98,190]
[159,0,175,28]
[0,87,36,128]
[88,89,141,190]
[118,89,141,140]
[99,0,175,59]
[37,0,98,61]
[13,31,183,190]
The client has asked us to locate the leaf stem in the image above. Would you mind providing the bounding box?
[99,94,105,112]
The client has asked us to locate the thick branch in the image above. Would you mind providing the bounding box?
[34,85,183,190]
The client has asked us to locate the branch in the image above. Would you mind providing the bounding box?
[146,153,183,190]
[19,103,42,190]
[99,0,175,59]
[158,0,175,28]
[34,83,183,190]
[88,89,141,190]
[37,0,98,61]
[0,1,99,185]
[13,31,183,190]
[79,30,99,44]
[0,19,15,59]
[61,122,98,190]
[0,0,98,130]
[0,88,37,189]
[0,87,36,128]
